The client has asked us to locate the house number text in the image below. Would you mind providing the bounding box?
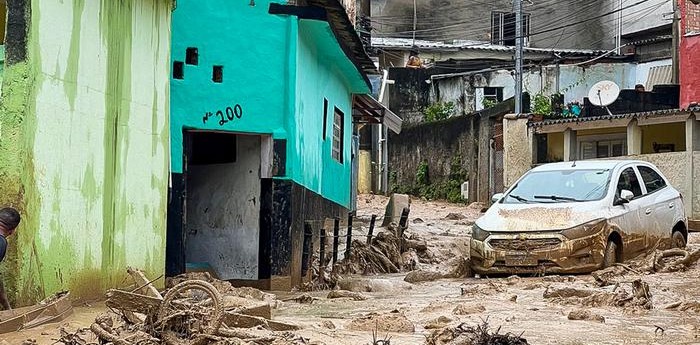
[203,104,243,126]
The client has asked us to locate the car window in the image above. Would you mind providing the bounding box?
[616,167,643,197]
[638,166,667,194]
[503,169,611,203]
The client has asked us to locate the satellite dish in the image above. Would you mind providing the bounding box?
[588,80,620,107]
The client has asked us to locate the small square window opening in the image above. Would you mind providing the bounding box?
[186,47,199,65]
[173,61,184,80]
[213,65,223,83]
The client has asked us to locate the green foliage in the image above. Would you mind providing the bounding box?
[533,93,552,116]
[390,157,467,203]
[415,161,429,186]
[482,98,497,110]
[424,102,455,122]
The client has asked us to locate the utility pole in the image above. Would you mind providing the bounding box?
[672,0,679,84]
[514,0,523,114]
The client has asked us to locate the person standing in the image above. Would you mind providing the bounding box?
[0,207,21,311]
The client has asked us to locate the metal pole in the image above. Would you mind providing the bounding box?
[514,0,523,114]
[616,0,623,54]
[672,0,680,84]
[367,214,377,245]
[332,217,340,264]
[412,0,417,46]
[345,213,353,260]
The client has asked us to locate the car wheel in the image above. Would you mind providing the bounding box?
[672,231,686,249]
[602,240,618,268]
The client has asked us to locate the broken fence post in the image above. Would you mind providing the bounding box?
[319,227,326,267]
[302,222,313,277]
[332,217,340,265]
[345,213,353,260]
[367,214,377,245]
[398,207,410,253]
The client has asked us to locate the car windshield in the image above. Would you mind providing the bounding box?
[504,169,611,204]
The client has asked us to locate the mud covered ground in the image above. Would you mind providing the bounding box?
[5,194,700,344]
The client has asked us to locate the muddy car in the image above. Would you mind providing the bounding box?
[470,160,687,275]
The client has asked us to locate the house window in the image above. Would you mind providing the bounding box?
[483,87,503,103]
[579,135,627,160]
[491,11,530,46]
[332,107,344,163]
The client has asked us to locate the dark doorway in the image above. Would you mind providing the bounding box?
[167,131,263,281]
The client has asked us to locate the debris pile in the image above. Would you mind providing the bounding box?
[544,279,652,309]
[567,309,605,323]
[426,320,528,345]
[57,269,308,345]
[347,311,415,333]
[592,248,700,286]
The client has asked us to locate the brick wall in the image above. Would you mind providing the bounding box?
[686,0,700,33]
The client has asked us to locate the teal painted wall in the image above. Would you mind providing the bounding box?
[292,20,368,208]
[170,0,291,174]
[171,1,369,209]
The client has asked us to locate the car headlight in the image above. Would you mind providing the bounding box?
[471,224,491,241]
[560,219,606,240]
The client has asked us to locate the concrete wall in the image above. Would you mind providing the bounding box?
[388,114,480,201]
[371,0,617,49]
[502,117,532,189]
[185,135,261,280]
[431,62,660,118]
[621,0,672,36]
[293,20,367,209]
[0,0,172,305]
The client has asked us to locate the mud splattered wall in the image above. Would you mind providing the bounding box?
[0,0,172,305]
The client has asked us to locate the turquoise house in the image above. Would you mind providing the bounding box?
[167,0,393,289]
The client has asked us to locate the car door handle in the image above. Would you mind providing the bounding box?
[645,208,652,215]
[669,202,675,209]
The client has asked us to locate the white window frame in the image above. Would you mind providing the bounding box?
[578,133,627,160]
[332,107,344,163]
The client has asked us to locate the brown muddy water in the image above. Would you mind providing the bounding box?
[4,195,700,344]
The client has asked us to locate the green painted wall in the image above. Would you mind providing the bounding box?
[0,0,172,305]
[170,1,369,209]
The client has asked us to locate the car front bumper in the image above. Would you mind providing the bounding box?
[470,229,607,275]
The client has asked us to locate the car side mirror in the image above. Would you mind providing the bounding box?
[621,189,634,201]
[491,193,504,203]
[614,189,633,206]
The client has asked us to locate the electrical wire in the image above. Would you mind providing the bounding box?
[370,0,656,43]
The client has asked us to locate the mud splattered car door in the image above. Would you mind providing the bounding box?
[608,166,648,259]
[636,164,680,246]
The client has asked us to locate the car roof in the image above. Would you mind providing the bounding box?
[530,160,651,172]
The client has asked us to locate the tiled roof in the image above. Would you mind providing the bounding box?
[528,107,700,127]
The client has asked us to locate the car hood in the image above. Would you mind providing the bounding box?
[476,202,605,232]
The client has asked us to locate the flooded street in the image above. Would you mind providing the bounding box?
[5,195,700,344]
[274,195,700,345]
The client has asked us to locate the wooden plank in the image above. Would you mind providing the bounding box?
[127,267,163,299]
[105,290,162,315]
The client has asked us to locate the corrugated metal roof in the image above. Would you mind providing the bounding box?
[528,108,699,128]
[372,37,613,56]
[646,65,673,88]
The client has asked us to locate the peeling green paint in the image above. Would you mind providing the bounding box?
[64,0,84,111]
[0,0,171,305]
[99,0,133,287]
